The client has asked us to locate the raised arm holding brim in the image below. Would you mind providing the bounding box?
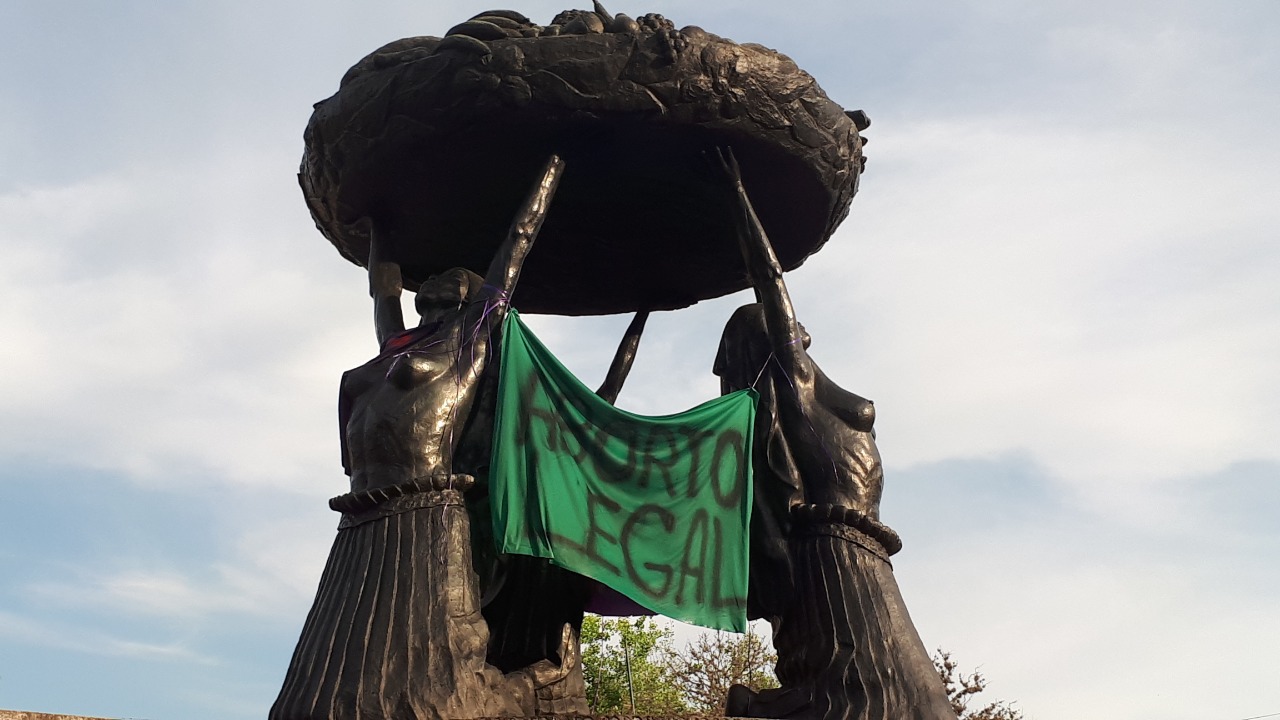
[710,147,813,388]
[708,146,957,720]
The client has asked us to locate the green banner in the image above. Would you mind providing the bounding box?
[491,311,757,632]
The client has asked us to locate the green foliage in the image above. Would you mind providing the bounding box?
[583,620,1023,719]
[933,649,1025,720]
[581,616,779,715]
[581,616,688,714]
[662,625,779,712]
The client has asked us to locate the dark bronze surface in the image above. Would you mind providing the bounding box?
[710,149,955,720]
[300,8,866,314]
[280,7,953,720]
[273,157,585,720]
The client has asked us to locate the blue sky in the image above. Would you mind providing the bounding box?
[1,1,1278,718]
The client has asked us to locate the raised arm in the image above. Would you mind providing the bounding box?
[595,310,650,405]
[710,148,811,382]
[368,224,406,347]
[475,155,566,327]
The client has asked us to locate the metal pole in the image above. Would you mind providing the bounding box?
[594,662,602,709]
[622,629,636,713]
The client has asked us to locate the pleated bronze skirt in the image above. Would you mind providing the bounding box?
[270,496,524,720]
[771,527,955,720]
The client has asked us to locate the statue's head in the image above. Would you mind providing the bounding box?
[714,304,771,395]
[713,303,810,395]
[415,267,484,325]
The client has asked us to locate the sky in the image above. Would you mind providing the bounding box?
[1,1,1277,718]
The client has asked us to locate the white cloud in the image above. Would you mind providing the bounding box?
[882,454,1280,720]
[24,500,333,622]
[786,115,1280,519]
[900,511,1280,720]
[0,153,370,493]
[0,609,213,663]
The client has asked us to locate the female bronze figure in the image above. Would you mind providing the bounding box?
[710,149,955,720]
[272,157,568,720]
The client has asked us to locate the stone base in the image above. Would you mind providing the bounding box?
[0,711,117,720]
[478,716,752,720]
[2,710,765,720]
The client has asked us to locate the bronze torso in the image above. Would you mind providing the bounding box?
[342,320,491,493]
[777,367,884,521]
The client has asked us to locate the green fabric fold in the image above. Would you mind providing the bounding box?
[491,311,757,632]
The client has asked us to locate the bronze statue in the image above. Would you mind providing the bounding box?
[278,6,955,719]
[299,5,866,316]
[710,149,955,720]
[271,156,572,720]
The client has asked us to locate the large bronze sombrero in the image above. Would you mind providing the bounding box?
[301,7,868,315]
